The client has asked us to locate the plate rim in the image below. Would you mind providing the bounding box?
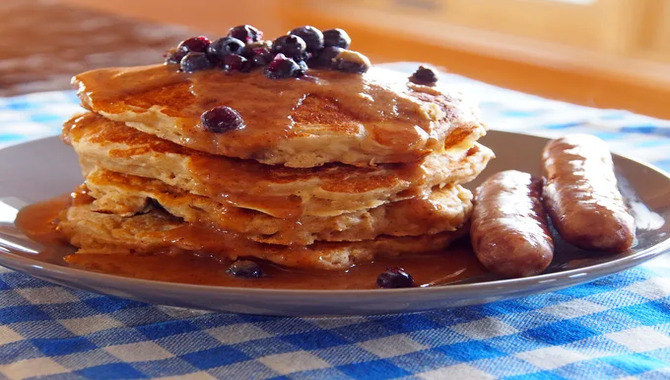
[0,131,669,299]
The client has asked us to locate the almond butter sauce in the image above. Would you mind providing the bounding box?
[72,64,459,163]
[13,194,487,290]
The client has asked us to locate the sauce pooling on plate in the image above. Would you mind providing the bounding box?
[13,194,487,290]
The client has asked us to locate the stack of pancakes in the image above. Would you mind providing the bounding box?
[59,64,493,270]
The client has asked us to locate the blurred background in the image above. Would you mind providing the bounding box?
[2,0,669,118]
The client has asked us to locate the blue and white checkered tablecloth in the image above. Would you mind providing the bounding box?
[1,65,669,379]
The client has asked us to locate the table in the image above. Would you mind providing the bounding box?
[1,62,669,379]
[1,2,669,378]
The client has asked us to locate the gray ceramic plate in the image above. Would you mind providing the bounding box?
[0,131,668,316]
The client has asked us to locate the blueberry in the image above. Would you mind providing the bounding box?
[264,54,304,79]
[251,48,274,66]
[180,52,213,72]
[222,54,250,72]
[207,37,245,63]
[242,42,274,66]
[323,28,351,49]
[409,65,438,86]
[271,35,307,60]
[226,260,264,278]
[177,36,210,53]
[165,48,186,64]
[228,24,263,43]
[242,41,270,57]
[201,106,245,133]
[307,46,343,68]
[332,50,371,73]
[289,25,324,52]
[377,267,414,288]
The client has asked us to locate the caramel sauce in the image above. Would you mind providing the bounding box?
[72,64,451,162]
[13,194,76,264]
[13,194,487,290]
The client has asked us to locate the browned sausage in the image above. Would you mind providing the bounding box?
[542,134,635,252]
[470,170,554,278]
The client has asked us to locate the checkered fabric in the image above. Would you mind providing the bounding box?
[0,63,669,379]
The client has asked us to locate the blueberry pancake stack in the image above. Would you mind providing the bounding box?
[58,25,493,272]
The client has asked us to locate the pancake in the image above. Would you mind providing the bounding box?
[59,201,466,270]
[64,112,493,218]
[59,30,495,273]
[73,64,487,167]
[85,168,473,245]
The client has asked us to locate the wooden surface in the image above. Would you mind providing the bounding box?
[3,0,670,120]
[0,0,190,96]
[281,2,670,120]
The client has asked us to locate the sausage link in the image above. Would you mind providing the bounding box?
[470,170,554,277]
[542,134,635,252]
